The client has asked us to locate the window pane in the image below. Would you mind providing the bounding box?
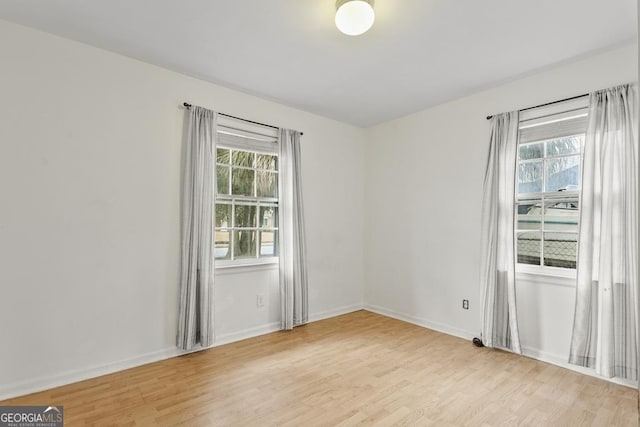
[217,165,230,195]
[257,154,278,171]
[234,204,257,228]
[517,231,541,266]
[519,142,543,160]
[232,151,254,167]
[216,203,232,228]
[543,199,579,233]
[260,230,277,256]
[517,200,542,230]
[257,171,277,198]
[518,161,543,193]
[546,136,582,157]
[232,168,255,196]
[217,148,230,164]
[215,231,231,260]
[234,230,257,259]
[543,232,577,269]
[545,155,580,192]
[260,206,278,228]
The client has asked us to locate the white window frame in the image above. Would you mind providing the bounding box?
[214,115,280,268]
[515,97,588,279]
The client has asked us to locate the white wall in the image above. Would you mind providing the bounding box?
[0,19,365,399]
[364,44,638,379]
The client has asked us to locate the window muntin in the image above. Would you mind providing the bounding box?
[215,147,278,263]
[516,133,583,270]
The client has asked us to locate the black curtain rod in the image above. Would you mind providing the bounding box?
[183,102,303,135]
[485,93,589,120]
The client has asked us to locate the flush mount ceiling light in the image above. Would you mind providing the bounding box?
[335,0,375,36]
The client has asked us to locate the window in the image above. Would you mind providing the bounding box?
[516,99,588,271]
[213,116,279,266]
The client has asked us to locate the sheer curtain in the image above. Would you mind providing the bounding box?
[569,84,638,380]
[278,129,308,330]
[480,111,522,353]
[177,106,216,350]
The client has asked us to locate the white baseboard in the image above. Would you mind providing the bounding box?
[521,345,638,389]
[5,302,633,401]
[0,303,365,401]
[363,304,477,341]
[363,303,638,390]
[308,303,364,323]
[0,347,184,402]
[214,322,282,346]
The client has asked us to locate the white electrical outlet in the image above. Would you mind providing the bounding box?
[256,293,265,307]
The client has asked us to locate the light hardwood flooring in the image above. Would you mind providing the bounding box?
[2,310,638,426]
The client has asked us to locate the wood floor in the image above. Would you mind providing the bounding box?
[2,310,638,426]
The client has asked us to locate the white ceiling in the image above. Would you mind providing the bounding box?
[0,0,636,126]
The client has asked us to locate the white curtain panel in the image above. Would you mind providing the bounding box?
[278,129,308,330]
[480,111,522,353]
[569,84,638,380]
[177,106,217,350]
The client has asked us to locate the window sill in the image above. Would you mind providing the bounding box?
[215,258,279,275]
[516,264,576,287]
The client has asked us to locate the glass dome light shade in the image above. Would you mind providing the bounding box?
[335,0,375,36]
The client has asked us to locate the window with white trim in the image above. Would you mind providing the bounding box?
[214,116,279,266]
[516,98,588,271]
